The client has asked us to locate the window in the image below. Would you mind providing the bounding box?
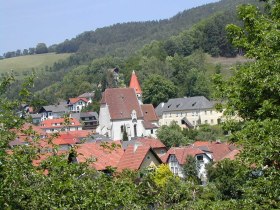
[146,156,150,160]
[134,124,137,137]
[196,155,203,161]
[205,120,208,124]
[210,110,213,115]
[211,119,214,124]
[174,167,178,175]
[121,125,124,133]
[205,111,207,115]
[151,129,153,134]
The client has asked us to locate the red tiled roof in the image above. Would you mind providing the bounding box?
[12,123,47,136]
[161,147,205,165]
[32,151,68,167]
[52,133,78,145]
[129,70,142,94]
[221,149,240,160]
[141,104,158,122]
[117,144,151,171]
[192,141,238,161]
[76,142,124,171]
[60,130,94,138]
[100,88,143,120]
[40,118,81,128]
[136,137,166,149]
[68,97,88,105]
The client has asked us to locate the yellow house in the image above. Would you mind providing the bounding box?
[155,96,224,129]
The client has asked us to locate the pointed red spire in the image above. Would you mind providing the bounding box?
[129,70,142,94]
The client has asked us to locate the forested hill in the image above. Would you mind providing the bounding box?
[55,0,260,58]
[3,0,263,104]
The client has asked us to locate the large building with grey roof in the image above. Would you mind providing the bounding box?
[155,96,223,128]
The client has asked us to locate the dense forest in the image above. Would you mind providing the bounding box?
[2,0,263,107]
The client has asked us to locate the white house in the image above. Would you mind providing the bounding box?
[67,98,89,113]
[162,146,211,180]
[40,118,83,133]
[155,96,224,129]
[78,92,95,104]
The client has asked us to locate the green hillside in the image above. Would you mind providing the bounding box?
[0,53,71,78]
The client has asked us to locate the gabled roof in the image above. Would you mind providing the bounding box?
[100,88,143,120]
[129,70,142,94]
[142,121,159,129]
[157,96,215,113]
[39,105,68,113]
[78,92,95,98]
[71,112,99,120]
[76,142,124,171]
[52,133,78,145]
[117,144,162,171]
[141,104,158,122]
[68,97,88,105]
[161,147,205,165]
[221,149,240,160]
[9,123,47,147]
[193,141,238,161]
[40,118,81,128]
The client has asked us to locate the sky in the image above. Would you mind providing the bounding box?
[0,0,219,55]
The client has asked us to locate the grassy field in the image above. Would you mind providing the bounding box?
[0,53,71,78]
[205,54,252,78]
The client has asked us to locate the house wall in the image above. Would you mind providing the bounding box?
[70,101,87,112]
[111,119,145,140]
[153,148,167,157]
[159,109,223,128]
[167,155,184,178]
[41,111,66,121]
[167,154,211,179]
[97,104,111,136]
[140,151,161,169]
[42,126,82,133]
[143,128,158,138]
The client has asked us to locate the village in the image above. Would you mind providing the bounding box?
[11,70,240,183]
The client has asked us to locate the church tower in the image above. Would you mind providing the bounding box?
[129,70,142,104]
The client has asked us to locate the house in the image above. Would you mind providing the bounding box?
[161,146,211,179]
[162,141,240,179]
[121,137,167,157]
[117,143,162,171]
[38,105,68,121]
[78,92,95,103]
[75,141,124,171]
[155,96,224,129]
[9,123,47,147]
[30,113,42,125]
[141,104,159,137]
[40,118,83,133]
[67,97,89,113]
[97,70,159,140]
[192,141,239,162]
[71,112,99,129]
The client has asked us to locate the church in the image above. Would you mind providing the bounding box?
[97,71,159,140]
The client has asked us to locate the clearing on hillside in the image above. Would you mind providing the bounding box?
[0,53,71,78]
